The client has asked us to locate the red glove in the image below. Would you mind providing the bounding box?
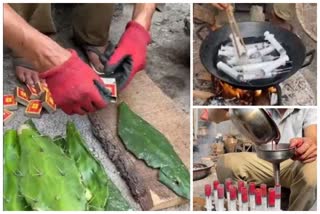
[39,50,111,115]
[107,21,151,89]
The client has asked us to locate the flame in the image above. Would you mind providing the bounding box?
[220,82,247,98]
[268,87,277,93]
[220,82,277,99]
[255,90,262,97]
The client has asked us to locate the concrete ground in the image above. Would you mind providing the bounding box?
[3,3,190,211]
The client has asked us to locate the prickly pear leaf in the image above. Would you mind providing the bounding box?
[4,130,29,211]
[66,122,131,211]
[66,122,108,210]
[118,102,190,199]
[53,136,68,154]
[18,123,87,211]
[104,179,132,211]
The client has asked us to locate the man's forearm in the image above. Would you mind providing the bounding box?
[4,4,70,71]
[132,3,156,31]
[304,124,317,144]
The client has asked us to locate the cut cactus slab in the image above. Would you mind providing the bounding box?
[4,130,29,211]
[118,102,190,199]
[66,122,131,211]
[17,122,87,211]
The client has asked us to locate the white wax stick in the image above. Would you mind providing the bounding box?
[259,45,276,56]
[218,49,235,57]
[225,42,269,49]
[245,42,270,49]
[217,61,240,80]
[241,72,280,81]
[262,55,279,62]
[221,46,260,57]
[262,55,289,73]
[264,31,286,55]
[234,61,274,73]
[227,56,264,66]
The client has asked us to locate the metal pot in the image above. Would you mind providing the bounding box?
[193,163,213,181]
[199,22,315,90]
[230,109,280,145]
[256,143,295,163]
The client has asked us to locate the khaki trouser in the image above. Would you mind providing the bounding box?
[216,152,317,211]
[10,3,114,46]
[211,3,295,27]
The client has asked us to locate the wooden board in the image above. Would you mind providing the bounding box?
[88,72,190,210]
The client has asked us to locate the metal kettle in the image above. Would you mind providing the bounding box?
[229,109,280,145]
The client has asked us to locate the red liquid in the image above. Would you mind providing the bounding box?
[272,140,279,150]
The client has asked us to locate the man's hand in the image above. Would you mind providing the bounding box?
[211,3,230,10]
[106,21,150,90]
[207,109,230,123]
[39,50,110,115]
[290,138,317,163]
[4,4,110,115]
[105,4,155,90]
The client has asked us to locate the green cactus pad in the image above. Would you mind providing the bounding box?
[118,102,190,199]
[4,130,29,211]
[66,122,131,211]
[18,123,87,210]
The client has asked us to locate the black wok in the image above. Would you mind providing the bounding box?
[199,22,315,89]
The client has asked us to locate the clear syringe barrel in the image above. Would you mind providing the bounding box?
[275,184,281,210]
[268,188,276,211]
[260,184,267,211]
[217,184,225,211]
[249,182,256,211]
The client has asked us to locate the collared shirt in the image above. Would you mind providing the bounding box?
[265,109,317,144]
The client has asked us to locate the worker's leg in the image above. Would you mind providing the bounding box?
[280,161,317,211]
[72,3,114,72]
[72,3,114,46]
[216,152,293,186]
[217,153,316,210]
[273,3,296,21]
[9,3,56,33]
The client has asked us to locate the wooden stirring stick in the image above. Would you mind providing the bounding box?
[226,5,247,59]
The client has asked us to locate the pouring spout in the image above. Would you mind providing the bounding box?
[273,163,280,185]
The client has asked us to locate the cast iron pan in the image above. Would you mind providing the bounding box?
[199,22,315,90]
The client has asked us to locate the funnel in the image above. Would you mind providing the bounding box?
[256,144,295,185]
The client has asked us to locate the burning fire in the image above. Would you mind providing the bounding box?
[220,81,276,99]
